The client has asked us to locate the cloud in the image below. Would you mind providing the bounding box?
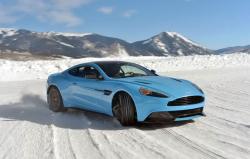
[15,0,47,13]
[48,11,82,27]
[52,0,91,10]
[0,12,18,24]
[98,6,114,14]
[0,0,92,27]
[123,10,136,18]
[0,5,18,24]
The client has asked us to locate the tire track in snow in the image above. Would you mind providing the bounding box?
[50,126,78,159]
[204,86,250,127]
[219,140,250,155]
[50,125,59,159]
[101,132,123,159]
[162,129,226,159]
[101,132,138,158]
[209,115,250,131]
[81,111,107,159]
[0,122,19,147]
[165,122,250,159]
[120,128,179,159]
[82,110,171,158]
[66,130,77,159]
[82,114,139,159]
[85,129,106,159]
[141,127,213,159]
[189,120,250,154]
[82,111,124,159]
[198,120,250,144]
[207,102,250,118]
[50,112,84,159]
[206,86,249,106]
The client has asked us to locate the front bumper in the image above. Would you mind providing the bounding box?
[134,95,205,122]
[145,107,204,123]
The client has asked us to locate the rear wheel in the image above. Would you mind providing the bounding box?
[47,87,66,112]
[113,93,137,126]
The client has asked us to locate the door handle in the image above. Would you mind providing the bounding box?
[72,82,77,85]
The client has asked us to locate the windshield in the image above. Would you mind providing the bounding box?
[97,62,156,78]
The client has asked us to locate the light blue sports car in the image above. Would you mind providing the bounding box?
[47,61,205,126]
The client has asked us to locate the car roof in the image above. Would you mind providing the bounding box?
[70,60,137,69]
[93,61,129,65]
[66,61,130,71]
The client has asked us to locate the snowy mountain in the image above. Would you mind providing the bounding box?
[132,32,212,56]
[0,28,213,59]
[216,45,250,54]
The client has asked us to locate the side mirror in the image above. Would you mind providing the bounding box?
[151,69,156,74]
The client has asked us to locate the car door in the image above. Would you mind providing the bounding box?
[68,65,113,114]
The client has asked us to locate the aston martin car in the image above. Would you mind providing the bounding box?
[47,61,205,126]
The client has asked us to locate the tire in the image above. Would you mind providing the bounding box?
[113,93,137,126]
[47,87,66,112]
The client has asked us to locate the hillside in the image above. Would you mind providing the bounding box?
[0,28,213,59]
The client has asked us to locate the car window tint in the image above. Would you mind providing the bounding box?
[97,62,155,78]
[68,66,85,77]
[121,65,147,76]
[68,66,100,79]
[68,67,79,76]
[84,67,100,79]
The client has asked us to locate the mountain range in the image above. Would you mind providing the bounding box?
[215,45,250,54]
[0,28,214,59]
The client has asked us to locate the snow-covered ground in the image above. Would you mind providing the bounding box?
[0,53,250,159]
[0,53,250,81]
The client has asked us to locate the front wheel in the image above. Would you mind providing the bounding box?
[47,87,66,112]
[113,93,137,126]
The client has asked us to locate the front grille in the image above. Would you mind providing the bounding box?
[168,96,204,106]
[169,107,203,118]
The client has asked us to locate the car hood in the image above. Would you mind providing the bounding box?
[115,76,203,98]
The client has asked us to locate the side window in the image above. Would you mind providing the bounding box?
[68,66,101,79]
[84,66,100,79]
[121,65,147,76]
[68,66,85,77]
[68,67,79,76]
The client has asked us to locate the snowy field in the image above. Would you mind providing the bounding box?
[0,53,250,81]
[0,53,250,159]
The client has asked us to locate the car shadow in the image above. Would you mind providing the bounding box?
[0,94,193,130]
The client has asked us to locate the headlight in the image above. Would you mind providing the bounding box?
[190,83,204,94]
[139,88,168,98]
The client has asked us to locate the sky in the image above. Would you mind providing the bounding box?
[0,0,249,49]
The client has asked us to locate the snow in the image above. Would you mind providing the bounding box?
[0,53,250,81]
[0,28,92,38]
[153,38,169,53]
[177,49,184,55]
[55,41,75,48]
[0,63,250,158]
[0,28,17,37]
[142,39,152,44]
[115,43,129,57]
[44,32,92,37]
[166,32,204,48]
[82,40,95,49]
